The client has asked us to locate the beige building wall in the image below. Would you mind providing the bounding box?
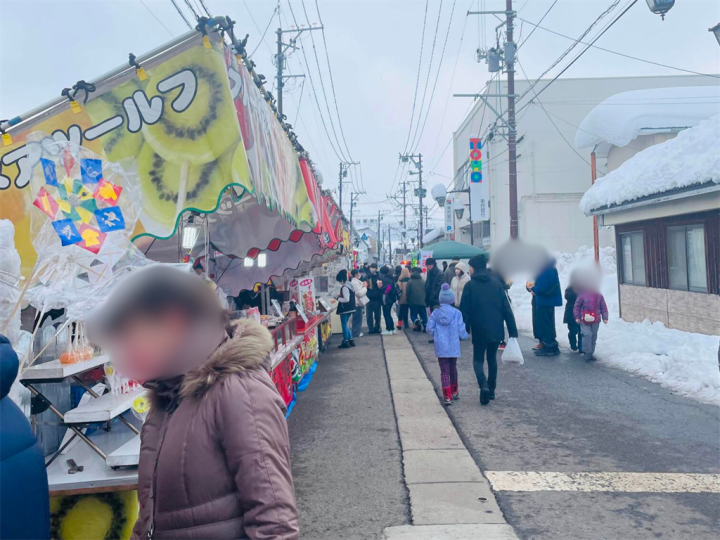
[619,284,720,336]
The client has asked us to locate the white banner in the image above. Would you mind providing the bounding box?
[470,180,488,222]
[444,195,454,235]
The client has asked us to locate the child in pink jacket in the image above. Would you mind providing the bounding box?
[573,291,609,361]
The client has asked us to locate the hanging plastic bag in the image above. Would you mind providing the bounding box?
[501,338,524,364]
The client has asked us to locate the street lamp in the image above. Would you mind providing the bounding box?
[645,0,674,20]
[453,199,466,220]
[710,23,720,47]
[431,183,447,207]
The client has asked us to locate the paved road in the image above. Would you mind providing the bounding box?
[288,332,409,539]
[406,329,720,539]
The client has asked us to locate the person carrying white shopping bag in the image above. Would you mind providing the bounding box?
[501,338,524,365]
[460,253,519,407]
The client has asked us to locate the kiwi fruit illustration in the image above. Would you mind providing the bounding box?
[137,144,227,228]
[142,46,241,166]
[85,83,144,162]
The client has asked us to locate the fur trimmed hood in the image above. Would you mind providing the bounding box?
[181,318,273,400]
[144,319,274,410]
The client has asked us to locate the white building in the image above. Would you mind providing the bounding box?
[450,75,720,253]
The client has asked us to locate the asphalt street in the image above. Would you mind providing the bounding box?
[288,332,410,539]
[406,329,720,539]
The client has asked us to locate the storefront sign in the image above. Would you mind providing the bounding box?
[469,137,488,221]
[444,195,454,235]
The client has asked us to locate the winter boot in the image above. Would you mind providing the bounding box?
[349,339,356,347]
[339,340,351,349]
[480,385,491,406]
[443,398,453,406]
[489,388,496,400]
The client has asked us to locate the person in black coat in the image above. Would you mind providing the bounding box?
[0,335,50,540]
[563,283,582,352]
[365,263,383,334]
[379,266,398,334]
[460,254,518,406]
[424,258,445,344]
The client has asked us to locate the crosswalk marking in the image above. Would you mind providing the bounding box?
[485,471,720,493]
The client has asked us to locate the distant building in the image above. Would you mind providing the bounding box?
[450,75,720,253]
[580,114,719,336]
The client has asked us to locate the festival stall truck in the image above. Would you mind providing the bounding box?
[0,18,344,539]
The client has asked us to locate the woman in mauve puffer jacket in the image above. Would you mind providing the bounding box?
[88,266,299,540]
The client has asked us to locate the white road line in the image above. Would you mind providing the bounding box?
[485,472,720,493]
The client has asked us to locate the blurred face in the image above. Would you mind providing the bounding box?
[105,308,189,383]
[427,263,434,271]
[469,266,475,276]
[455,268,462,276]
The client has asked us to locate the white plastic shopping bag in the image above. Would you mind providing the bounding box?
[501,338,524,365]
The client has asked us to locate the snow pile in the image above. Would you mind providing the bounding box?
[575,86,720,149]
[508,246,720,406]
[579,114,720,214]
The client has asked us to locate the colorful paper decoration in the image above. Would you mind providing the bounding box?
[52,219,82,246]
[95,207,126,233]
[77,224,107,254]
[32,187,60,219]
[41,158,58,186]
[93,179,122,206]
[80,158,103,184]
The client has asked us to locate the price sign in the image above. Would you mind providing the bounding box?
[271,299,284,318]
[295,302,309,323]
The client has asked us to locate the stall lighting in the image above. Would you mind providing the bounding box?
[244,257,254,267]
[182,225,200,250]
[257,253,267,268]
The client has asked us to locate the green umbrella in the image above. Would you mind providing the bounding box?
[421,240,488,260]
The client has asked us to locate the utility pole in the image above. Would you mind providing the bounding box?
[338,161,359,212]
[387,224,392,266]
[506,0,518,239]
[401,153,425,247]
[349,191,363,241]
[460,0,518,238]
[377,210,382,263]
[275,24,320,117]
[402,180,407,251]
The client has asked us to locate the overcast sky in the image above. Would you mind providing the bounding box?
[1,0,719,228]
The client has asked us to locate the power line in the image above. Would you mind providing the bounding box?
[516,56,597,172]
[516,0,557,51]
[408,0,445,153]
[411,0,459,155]
[285,2,345,162]
[313,0,358,172]
[183,0,200,20]
[297,0,350,163]
[169,0,193,29]
[138,0,175,37]
[250,5,279,57]
[198,0,212,17]
[517,15,720,79]
[403,0,430,154]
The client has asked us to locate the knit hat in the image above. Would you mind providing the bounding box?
[439,283,455,305]
[468,253,488,271]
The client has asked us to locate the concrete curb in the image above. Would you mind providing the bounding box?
[380,331,519,539]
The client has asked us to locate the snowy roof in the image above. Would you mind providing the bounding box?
[580,114,720,214]
[575,86,720,150]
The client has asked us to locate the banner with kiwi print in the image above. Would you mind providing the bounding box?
[0,36,317,275]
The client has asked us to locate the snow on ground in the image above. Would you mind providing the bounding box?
[508,246,720,407]
[575,86,720,150]
[579,113,720,214]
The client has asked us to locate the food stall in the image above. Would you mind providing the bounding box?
[0,19,350,540]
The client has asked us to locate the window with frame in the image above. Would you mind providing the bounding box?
[668,225,707,293]
[620,232,645,286]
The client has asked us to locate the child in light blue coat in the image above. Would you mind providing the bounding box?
[427,283,469,405]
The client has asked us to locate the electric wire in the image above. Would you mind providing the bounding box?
[183,0,200,20]
[243,0,276,56]
[169,0,193,29]
[408,0,445,153]
[198,0,212,16]
[313,0,358,173]
[402,0,430,154]
[517,15,720,79]
[138,0,175,37]
[297,0,350,163]
[411,0,459,155]
[250,5,279,57]
[516,0,557,51]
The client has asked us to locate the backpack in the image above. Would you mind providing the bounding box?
[337,285,356,314]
